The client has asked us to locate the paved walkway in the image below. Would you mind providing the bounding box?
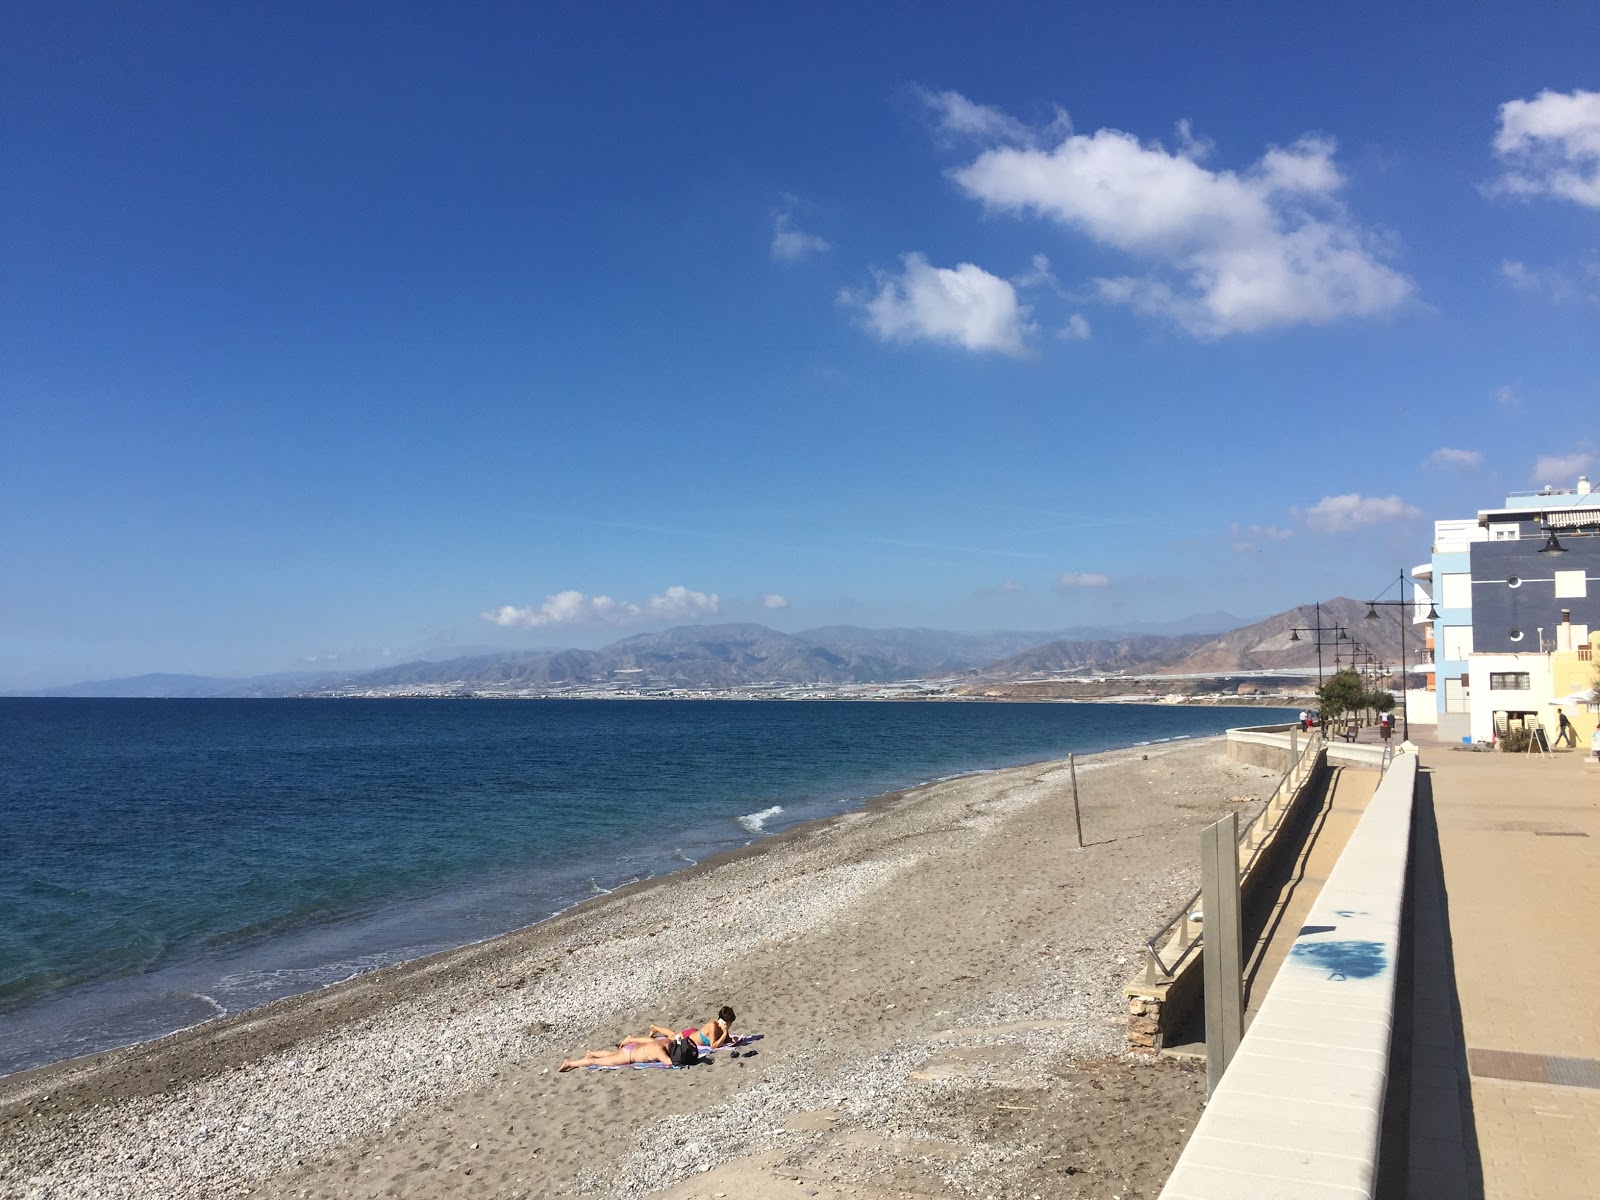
[1389,740,1600,1198]
[1163,762,1379,1057]
[1241,764,1378,1026]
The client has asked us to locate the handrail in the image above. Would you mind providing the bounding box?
[1139,730,1322,986]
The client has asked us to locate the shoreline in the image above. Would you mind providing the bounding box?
[0,736,1131,1102]
[1,705,1290,1082]
[1,733,1286,1199]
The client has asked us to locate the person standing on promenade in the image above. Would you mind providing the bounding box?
[1554,709,1575,747]
[1299,709,1309,732]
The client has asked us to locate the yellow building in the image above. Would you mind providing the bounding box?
[1549,630,1600,751]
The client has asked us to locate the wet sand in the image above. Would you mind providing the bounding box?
[0,736,1283,1200]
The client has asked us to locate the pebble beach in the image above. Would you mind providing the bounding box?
[0,736,1283,1200]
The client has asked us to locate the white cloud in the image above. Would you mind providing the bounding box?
[1058,313,1091,341]
[1490,88,1600,209]
[1425,447,1483,469]
[1501,257,1583,302]
[1229,522,1294,552]
[946,107,1412,337]
[1012,253,1058,290]
[915,86,1044,146]
[1532,452,1595,484]
[770,212,831,262]
[1057,571,1110,589]
[1494,384,1522,410]
[1501,259,1537,289]
[482,585,720,630]
[1299,494,1423,533]
[844,252,1034,356]
[761,593,790,609]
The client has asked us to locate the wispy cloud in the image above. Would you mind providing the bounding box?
[976,579,1025,597]
[843,252,1035,356]
[1501,258,1584,302]
[1230,522,1294,552]
[301,647,396,665]
[761,593,790,609]
[770,211,831,262]
[1532,451,1595,484]
[872,536,1044,560]
[942,97,1413,337]
[483,585,720,629]
[1494,384,1522,410]
[914,85,1055,147]
[1425,447,1483,470]
[1298,494,1423,533]
[1488,88,1600,209]
[1057,571,1111,589]
[1058,313,1092,341]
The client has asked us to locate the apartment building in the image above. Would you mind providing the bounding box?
[1411,476,1600,746]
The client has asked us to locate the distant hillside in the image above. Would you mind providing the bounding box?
[23,604,1394,698]
[36,671,335,698]
[306,624,908,693]
[1150,597,1415,676]
[792,626,1064,676]
[974,634,1212,680]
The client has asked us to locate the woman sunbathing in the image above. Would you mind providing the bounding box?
[559,1038,676,1072]
[622,1006,736,1051]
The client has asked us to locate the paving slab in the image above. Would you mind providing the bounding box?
[1413,745,1600,1199]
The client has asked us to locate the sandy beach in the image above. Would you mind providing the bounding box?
[0,735,1283,1200]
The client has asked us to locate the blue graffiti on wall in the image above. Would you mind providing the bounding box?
[1290,939,1387,981]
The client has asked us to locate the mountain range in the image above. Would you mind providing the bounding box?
[23,599,1421,698]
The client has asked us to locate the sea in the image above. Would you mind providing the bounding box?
[0,697,1294,1077]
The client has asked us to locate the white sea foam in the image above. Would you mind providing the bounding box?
[737,805,784,834]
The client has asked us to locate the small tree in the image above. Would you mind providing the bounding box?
[1317,668,1365,722]
[1365,689,1396,714]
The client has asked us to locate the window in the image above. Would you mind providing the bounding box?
[1490,523,1520,540]
[1490,672,1531,690]
[1441,573,1472,609]
[1444,678,1469,713]
[1509,629,1524,642]
[1506,575,1521,588]
[1554,569,1588,599]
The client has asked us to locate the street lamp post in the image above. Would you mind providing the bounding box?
[1363,571,1416,742]
[1289,601,1349,690]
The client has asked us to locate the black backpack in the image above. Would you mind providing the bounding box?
[668,1038,700,1068]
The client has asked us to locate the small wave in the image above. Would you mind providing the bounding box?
[190,992,226,1017]
[737,805,784,834]
[588,879,613,895]
[674,849,699,866]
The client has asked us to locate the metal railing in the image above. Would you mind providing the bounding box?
[1139,730,1322,986]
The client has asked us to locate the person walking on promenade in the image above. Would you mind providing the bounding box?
[1298,709,1309,732]
[1554,709,1576,747]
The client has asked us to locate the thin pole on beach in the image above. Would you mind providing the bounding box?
[1068,753,1085,848]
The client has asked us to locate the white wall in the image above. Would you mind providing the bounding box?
[1467,653,1555,743]
[1404,688,1436,727]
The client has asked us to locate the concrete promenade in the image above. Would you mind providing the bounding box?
[1390,736,1600,1198]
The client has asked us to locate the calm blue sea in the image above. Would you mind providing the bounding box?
[0,697,1291,1076]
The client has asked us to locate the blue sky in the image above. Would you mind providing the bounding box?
[3,3,1598,688]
